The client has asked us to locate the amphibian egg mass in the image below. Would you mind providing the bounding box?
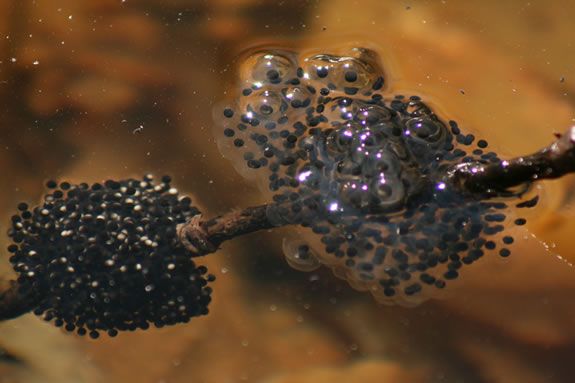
[7,176,214,338]
[3,47,542,338]
[216,47,533,306]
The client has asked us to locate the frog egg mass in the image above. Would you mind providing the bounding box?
[216,46,534,305]
[7,175,214,338]
[1,46,545,335]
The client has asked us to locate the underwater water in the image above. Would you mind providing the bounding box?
[1,1,575,382]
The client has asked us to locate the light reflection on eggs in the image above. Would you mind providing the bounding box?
[215,46,535,305]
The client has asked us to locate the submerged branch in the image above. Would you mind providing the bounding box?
[177,204,276,256]
[0,281,38,321]
[0,205,277,322]
[177,128,575,257]
[2,126,575,322]
[448,126,575,196]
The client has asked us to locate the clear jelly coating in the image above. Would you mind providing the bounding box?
[215,46,536,305]
[282,237,321,272]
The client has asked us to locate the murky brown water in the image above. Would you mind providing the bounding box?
[1,1,575,382]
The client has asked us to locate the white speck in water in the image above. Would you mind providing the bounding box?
[309,274,319,282]
[221,267,229,274]
[269,304,278,312]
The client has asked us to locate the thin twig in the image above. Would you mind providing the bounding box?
[177,204,275,256]
[448,126,575,196]
[0,281,38,321]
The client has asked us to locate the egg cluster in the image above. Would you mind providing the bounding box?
[216,47,533,305]
[7,175,213,338]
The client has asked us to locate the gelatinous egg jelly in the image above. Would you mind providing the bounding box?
[215,46,533,306]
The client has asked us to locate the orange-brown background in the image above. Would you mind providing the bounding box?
[1,1,575,382]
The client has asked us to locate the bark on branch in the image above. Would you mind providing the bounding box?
[0,281,38,321]
[176,204,276,256]
[448,126,575,196]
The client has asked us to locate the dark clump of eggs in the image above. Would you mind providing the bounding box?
[7,175,214,338]
[216,47,535,305]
